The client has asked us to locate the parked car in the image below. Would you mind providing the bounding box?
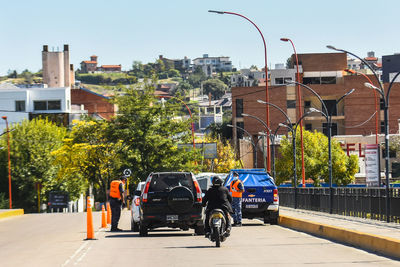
[224,169,279,224]
[196,173,228,192]
[131,181,146,232]
[139,172,204,236]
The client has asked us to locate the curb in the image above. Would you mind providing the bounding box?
[279,215,400,260]
[0,209,24,220]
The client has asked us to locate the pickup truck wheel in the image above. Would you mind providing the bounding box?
[139,223,148,237]
[263,216,270,224]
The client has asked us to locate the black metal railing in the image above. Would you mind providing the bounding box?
[279,187,400,223]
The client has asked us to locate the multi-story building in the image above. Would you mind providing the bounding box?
[231,68,266,87]
[158,55,191,72]
[192,54,232,76]
[232,52,400,169]
[0,84,74,132]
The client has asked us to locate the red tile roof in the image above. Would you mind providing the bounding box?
[101,65,121,68]
[364,57,378,61]
[82,61,97,64]
[154,90,169,96]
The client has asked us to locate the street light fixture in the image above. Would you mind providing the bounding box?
[280,37,306,188]
[209,10,272,172]
[345,69,379,144]
[227,124,258,168]
[2,116,12,209]
[327,45,400,222]
[285,81,355,213]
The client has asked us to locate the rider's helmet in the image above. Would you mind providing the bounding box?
[212,176,223,186]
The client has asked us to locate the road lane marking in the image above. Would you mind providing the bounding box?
[61,241,89,267]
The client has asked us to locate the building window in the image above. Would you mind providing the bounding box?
[34,100,61,111]
[380,98,385,110]
[381,122,385,133]
[236,122,244,139]
[236,99,243,117]
[305,124,312,131]
[321,77,336,84]
[323,100,337,116]
[287,100,296,109]
[34,101,47,111]
[275,78,284,84]
[15,100,25,112]
[303,77,320,84]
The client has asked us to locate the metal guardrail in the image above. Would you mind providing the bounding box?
[279,187,400,223]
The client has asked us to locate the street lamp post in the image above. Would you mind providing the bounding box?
[344,69,379,144]
[286,81,354,213]
[241,113,272,170]
[327,44,397,222]
[280,37,306,188]
[208,10,271,173]
[2,116,12,209]
[227,124,258,168]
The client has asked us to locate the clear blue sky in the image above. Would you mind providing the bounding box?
[1,0,399,76]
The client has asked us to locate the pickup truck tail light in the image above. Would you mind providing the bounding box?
[142,176,152,203]
[134,198,140,206]
[273,189,279,203]
[192,177,202,203]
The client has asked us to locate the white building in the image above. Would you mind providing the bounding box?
[0,84,76,132]
[192,54,232,76]
[231,68,266,87]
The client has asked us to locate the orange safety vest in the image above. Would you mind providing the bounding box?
[230,179,244,198]
[109,180,123,199]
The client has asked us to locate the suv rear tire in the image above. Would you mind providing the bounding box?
[194,225,205,235]
[167,186,194,213]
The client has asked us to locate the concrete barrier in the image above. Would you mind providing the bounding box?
[279,215,400,260]
[0,209,24,220]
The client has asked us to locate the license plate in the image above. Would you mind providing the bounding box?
[246,204,258,209]
[167,215,178,221]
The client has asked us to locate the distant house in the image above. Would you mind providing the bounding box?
[192,54,232,76]
[80,55,121,73]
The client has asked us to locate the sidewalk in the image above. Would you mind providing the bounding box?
[0,209,24,220]
[279,206,400,259]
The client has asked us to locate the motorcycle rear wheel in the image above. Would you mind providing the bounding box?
[213,227,220,247]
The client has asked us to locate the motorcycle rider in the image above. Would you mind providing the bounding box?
[202,176,232,237]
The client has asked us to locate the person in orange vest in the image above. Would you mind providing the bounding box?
[230,172,244,227]
[109,176,127,232]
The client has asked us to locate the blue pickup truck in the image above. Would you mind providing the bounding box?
[224,169,279,224]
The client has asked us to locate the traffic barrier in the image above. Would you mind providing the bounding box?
[86,197,94,240]
[0,209,24,220]
[106,202,111,224]
[101,204,107,228]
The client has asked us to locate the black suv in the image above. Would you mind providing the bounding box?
[139,172,204,236]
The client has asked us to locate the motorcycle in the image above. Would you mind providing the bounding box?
[207,209,231,247]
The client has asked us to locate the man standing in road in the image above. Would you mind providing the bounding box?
[109,176,127,232]
[230,172,244,226]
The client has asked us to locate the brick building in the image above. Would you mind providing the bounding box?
[80,55,121,73]
[71,87,116,120]
[232,52,400,167]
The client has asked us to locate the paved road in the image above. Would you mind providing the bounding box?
[0,211,399,267]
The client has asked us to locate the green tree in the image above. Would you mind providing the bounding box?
[52,120,124,202]
[168,69,180,78]
[202,79,228,100]
[109,79,200,181]
[170,81,192,96]
[0,119,67,212]
[275,129,358,186]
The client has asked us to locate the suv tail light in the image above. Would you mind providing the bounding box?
[273,189,279,203]
[142,176,152,203]
[192,177,202,203]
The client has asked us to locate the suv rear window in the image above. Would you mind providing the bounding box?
[149,173,194,192]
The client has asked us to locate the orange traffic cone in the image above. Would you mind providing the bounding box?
[106,202,111,225]
[101,204,107,228]
[86,197,94,240]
